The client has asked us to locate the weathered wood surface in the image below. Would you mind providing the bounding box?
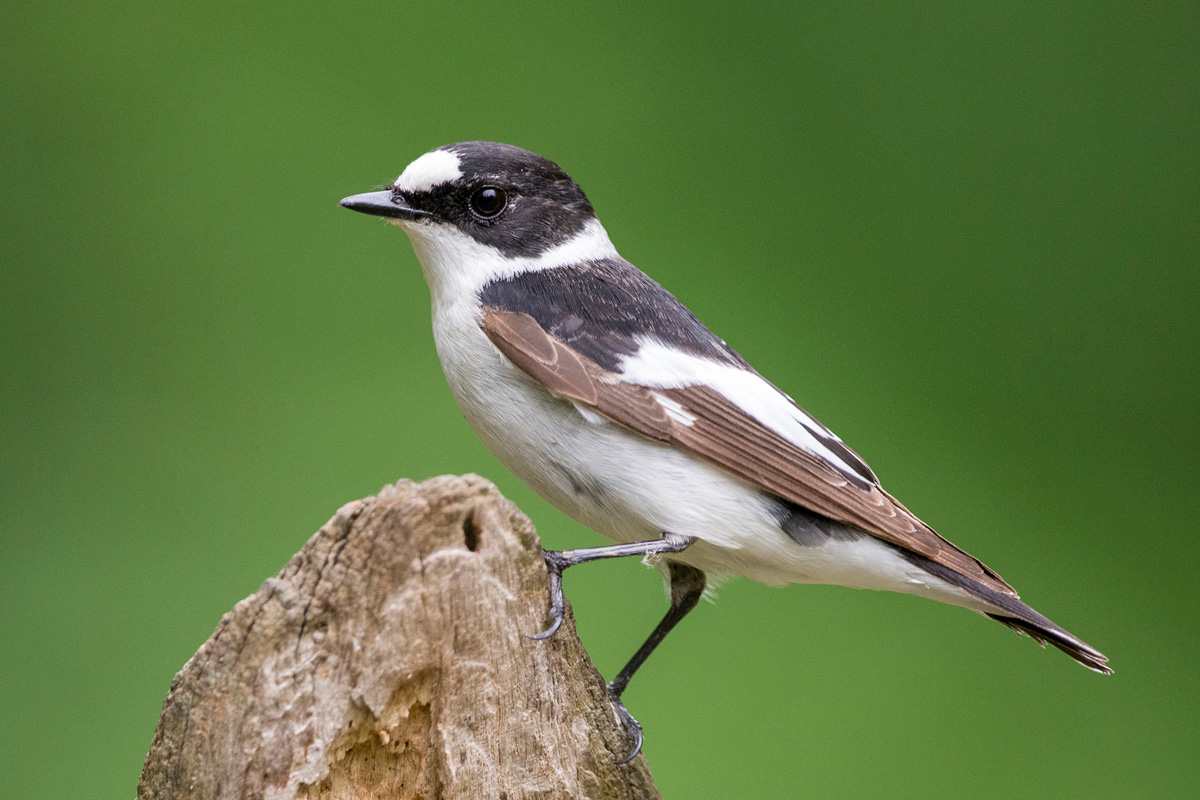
[137,475,661,800]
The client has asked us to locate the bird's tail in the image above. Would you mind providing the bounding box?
[982,608,1111,674]
[897,548,1112,674]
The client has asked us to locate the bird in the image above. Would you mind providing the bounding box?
[339,141,1110,759]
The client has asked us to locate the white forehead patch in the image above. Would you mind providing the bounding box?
[394,149,463,192]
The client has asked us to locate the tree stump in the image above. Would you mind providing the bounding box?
[137,474,661,800]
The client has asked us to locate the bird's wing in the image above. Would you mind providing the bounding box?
[481,306,1015,597]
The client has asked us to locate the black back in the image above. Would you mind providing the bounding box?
[480,258,748,372]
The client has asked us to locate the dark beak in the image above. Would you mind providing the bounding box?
[338,190,430,221]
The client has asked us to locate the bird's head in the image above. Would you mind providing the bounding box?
[341,142,616,298]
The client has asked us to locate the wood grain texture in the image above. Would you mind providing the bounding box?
[137,474,661,800]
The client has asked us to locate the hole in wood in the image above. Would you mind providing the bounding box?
[462,509,480,552]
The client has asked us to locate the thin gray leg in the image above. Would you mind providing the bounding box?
[528,532,696,640]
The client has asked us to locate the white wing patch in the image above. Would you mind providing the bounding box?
[651,391,697,426]
[618,340,870,483]
[394,149,463,192]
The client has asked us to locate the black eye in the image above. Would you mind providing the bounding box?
[469,186,507,219]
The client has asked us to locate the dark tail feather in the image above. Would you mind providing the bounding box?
[985,612,1111,674]
[895,548,1112,675]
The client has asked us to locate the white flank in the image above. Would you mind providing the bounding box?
[618,340,870,483]
[394,149,463,192]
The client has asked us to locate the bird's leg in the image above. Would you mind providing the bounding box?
[528,532,696,640]
[607,562,707,762]
[530,539,705,762]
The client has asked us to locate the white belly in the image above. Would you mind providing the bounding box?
[427,296,981,609]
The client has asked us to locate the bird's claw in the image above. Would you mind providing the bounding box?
[607,684,644,763]
[527,612,562,640]
[527,549,567,640]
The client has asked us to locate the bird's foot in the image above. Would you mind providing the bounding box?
[527,549,569,640]
[607,683,644,763]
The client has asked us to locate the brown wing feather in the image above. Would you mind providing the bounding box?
[481,307,1015,597]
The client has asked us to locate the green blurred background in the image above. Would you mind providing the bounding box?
[4,2,1198,797]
